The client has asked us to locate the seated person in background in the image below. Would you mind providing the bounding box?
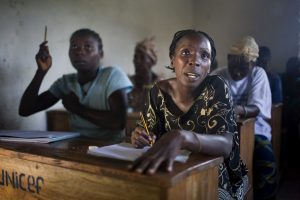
[281,56,300,157]
[19,28,132,143]
[130,29,248,200]
[128,37,160,112]
[257,46,283,104]
[213,36,278,200]
[281,56,300,101]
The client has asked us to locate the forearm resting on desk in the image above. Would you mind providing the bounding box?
[234,105,259,118]
[182,130,233,158]
[129,129,232,174]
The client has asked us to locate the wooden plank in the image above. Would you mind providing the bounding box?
[270,103,283,170]
[165,165,219,200]
[237,118,255,200]
[0,155,161,200]
[46,110,71,132]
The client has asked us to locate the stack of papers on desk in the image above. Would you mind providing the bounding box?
[0,130,80,143]
[87,142,191,163]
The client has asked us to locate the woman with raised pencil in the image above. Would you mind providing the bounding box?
[130,29,248,200]
[19,28,132,143]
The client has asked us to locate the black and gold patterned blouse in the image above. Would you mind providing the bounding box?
[141,75,248,200]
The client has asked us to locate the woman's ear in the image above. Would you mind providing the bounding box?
[167,56,176,72]
[170,55,175,67]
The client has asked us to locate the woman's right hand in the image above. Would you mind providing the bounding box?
[35,41,52,72]
[129,129,185,174]
[131,127,156,148]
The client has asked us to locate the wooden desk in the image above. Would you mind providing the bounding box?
[0,137,223,200]
[237,118,255,200]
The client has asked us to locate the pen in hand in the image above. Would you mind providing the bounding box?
[140,112,153,146]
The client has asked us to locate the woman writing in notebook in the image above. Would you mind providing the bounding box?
[130,29,248,199]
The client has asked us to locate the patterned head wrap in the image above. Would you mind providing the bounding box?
[229,36,259,62]
[135,37,157,65]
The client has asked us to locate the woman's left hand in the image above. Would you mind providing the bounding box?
[129,130,185,175]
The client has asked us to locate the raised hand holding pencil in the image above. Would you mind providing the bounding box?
[35,26,52,72]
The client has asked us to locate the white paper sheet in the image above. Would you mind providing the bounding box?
[87,142,191,163]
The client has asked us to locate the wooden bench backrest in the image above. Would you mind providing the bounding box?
[270,103,283,169]
[237,118,255,200]
[46,110,140,143]
[125,112,140,142]
[46,110,71,132]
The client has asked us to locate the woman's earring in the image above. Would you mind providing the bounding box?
[171,64,175,72]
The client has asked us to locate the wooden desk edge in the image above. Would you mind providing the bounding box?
[0,141,223,188]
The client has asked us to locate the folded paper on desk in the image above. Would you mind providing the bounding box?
[88,142,191,163]
[0,130,80,143]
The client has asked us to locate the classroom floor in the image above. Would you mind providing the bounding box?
[275,139,300,200]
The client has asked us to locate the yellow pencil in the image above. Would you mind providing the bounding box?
[44,26,47,42]
[140,112,153,146]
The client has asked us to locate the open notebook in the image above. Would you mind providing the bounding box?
[0,130,80,143]
[87,142,191,163]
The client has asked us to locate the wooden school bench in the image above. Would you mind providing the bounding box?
[237,118,255,200]
[46,110,255,199]
[236,104,282,200]
[270,103,283,170]
[46,109,71,132]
